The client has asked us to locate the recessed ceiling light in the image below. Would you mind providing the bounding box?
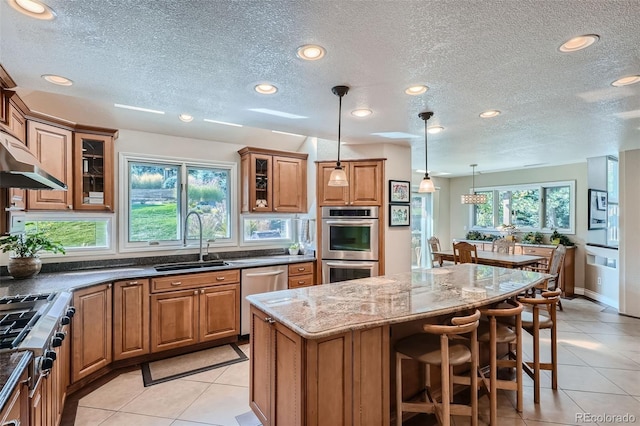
[248,108,306,119]
[559,34,599,52]
[296,44,326,61]
[42,74,72,86]
[203,119,243,127]
[272,130,304,137]
[611,75,640,87]
[405,85,428,95]
[114,103,165,114]
[178,113,194,122]
[8,0,55,20]
[254,83,278,95]
[479,110,501,118]
[351,109,372,117]
[427,126,444,134]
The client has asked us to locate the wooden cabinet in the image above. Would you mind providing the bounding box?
[250,306,389,426]
[151,270,240,352]
[113,279,150,360]
[72,283,112,383]
[27,121,74,210]
[73,132,114,211]
[1,365,27,426]
[317,160,384,206]
[250,305,304,426]
[239,147,308,213]
[288,261,315,289]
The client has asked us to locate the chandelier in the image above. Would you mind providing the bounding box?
[461,164,487,204]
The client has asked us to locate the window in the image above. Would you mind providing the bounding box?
[411,192,433,268]
[471,181,575,234]
[23,212,113,256]
[607,156,619,247]
[121,154,236,251]
[241,216,293,245]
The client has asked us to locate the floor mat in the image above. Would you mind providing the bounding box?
[141,343,247,386]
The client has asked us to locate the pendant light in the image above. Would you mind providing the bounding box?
[418,111,435,193]
[328,85,349,187]
[461,164,488,204]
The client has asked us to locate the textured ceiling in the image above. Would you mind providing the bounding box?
[1,0,639,176]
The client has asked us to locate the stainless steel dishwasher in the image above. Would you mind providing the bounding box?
[241,265,288,335]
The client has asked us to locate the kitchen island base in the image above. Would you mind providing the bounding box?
[250,305,390,426]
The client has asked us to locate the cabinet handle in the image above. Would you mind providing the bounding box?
[252,207,256,211]
[194,290,198,295]
[345,202,348,205]
[171,281,182,286]
[298,280,305,284]
[297,267,305,271]
[127,281,139,285]
[67,205,73,209]
[274,208,278,211]
[264,317,276,324]
[216,277,225,281]
[201,289,204,294]
[107,283,112,289]
[105,205,111,209]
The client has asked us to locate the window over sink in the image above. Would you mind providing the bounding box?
[120,153,237,251]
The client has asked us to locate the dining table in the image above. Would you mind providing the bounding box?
[433,249,546,269]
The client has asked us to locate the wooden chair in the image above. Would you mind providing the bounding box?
[478,299,524,425]
[395,310,480,426]
[529,245,566,310]
[428,237,444,267]
[452,242,478,264]
[518,289,561,403]
[491,239,515,254]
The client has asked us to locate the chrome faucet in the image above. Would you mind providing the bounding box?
[183,211,204,262]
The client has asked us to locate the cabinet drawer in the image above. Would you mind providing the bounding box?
[152,270,240,293]
[288,274,314,289]
[522,246,554,257]
[288,262,314,276]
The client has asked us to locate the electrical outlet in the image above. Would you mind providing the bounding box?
[597,277,602,286]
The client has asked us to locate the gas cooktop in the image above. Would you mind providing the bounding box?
[0,293,55,351]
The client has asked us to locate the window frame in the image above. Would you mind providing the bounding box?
[240,214,295,246]
[470,180,575,234]
[119,152,237,253]
[22,211,116,257]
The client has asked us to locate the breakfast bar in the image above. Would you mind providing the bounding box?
[247,264,548,426]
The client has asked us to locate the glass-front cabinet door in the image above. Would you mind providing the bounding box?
[74,133,114,211]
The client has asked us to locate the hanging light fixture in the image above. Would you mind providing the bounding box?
[418,111,435,193]
[328,85,350,187]
[461,164,488,204]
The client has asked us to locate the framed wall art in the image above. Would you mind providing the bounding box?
[588,189,607,230]
[389,204,410,227]
[389,180,410,203]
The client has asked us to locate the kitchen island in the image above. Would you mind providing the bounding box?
[247,264,548,426]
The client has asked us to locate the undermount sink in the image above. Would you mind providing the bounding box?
[154,260,229,272]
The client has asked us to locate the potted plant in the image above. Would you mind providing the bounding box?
[288,243,300,255]
[0,232,65,279]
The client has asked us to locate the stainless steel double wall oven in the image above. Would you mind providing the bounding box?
[321,206,379,283]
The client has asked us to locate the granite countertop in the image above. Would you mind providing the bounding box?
[0,254,316,297]
[247,264,549,339]
[0,351,32,413]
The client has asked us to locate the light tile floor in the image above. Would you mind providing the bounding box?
[63,297,640,425]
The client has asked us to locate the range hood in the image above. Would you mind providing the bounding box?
[0,130,67,190]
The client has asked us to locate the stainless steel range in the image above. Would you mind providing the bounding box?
[0,291,75,385]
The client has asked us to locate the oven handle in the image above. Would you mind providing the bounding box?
[325,262,375,268]
[324,220,376,226]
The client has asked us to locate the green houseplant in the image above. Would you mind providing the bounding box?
[0,232,65,279]
[288,242,300,255]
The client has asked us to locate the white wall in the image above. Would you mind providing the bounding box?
[619,149,640,317]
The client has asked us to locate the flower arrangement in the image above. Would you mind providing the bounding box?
[497,224,519,235]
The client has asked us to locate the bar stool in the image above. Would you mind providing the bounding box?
[518,289,561,403]
[478,299,524,425]
[395,310,480,426]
